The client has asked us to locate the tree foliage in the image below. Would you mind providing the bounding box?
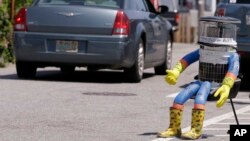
[15,0,33,12]
[0,3,12,67]
[0,0,33,67]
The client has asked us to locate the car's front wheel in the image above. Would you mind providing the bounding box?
[16,61,37,78]
[124,38,144,83]
[154,35,173,75]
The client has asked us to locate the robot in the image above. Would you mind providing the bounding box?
[158,16,241,139]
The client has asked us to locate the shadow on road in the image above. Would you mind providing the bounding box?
[138,132,215,139]
[138,132,158,136]
[0,69,156,83]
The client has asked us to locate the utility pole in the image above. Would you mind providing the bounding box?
[10,0,15,23]
[198,0,204,19]
[197,0,204,38]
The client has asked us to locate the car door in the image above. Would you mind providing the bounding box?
[138,0,166,63]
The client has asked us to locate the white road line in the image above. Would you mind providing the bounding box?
[151,105,250,141]
[203,105,250,127]
[166,92,178,98]
[229,117,250,120]
[216,122,250,125]
[204,128,228,130]
[239,113,250,115]
[151,137,174,141]
[231,99,250,103]
[214,134,229,137]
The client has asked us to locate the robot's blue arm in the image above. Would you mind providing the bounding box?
[179,49,200,71]
[225,52,240,80]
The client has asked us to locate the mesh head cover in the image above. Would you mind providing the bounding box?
[198,16,240,47]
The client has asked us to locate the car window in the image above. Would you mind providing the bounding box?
[161,0,176,11]
[37,0,123,8]
[228,0,250,4]
[144,0,157,13]
[136,0,147,11]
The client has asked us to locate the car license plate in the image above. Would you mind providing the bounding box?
[56,40,78,52]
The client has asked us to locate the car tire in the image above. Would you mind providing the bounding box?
[60,66,75,73]
[16,61,37,78]
[154,35,173,75]
[87,66,99,71]
[124,38,144,83]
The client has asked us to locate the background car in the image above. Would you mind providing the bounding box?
[158,0,179,32]
[151,0,179,32]
[216,0,250,84]
[14,0,174,82]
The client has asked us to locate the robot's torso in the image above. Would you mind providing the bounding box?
[198,46,235,83]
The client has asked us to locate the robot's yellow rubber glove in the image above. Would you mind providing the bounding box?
[165,69,180,85]
[214,85,230,108]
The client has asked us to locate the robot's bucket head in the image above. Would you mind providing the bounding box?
[198,16,241,47]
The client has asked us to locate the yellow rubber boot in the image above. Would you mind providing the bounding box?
[158,108,183,138]
[181,109,205,140]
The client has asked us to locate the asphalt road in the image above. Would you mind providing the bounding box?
[0,43,250,141]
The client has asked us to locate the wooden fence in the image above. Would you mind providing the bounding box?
[174,11,198,43]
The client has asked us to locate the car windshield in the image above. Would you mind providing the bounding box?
[228,0,250,4]
[36,0,123,8]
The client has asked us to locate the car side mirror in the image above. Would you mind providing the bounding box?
[158,5,169,14]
